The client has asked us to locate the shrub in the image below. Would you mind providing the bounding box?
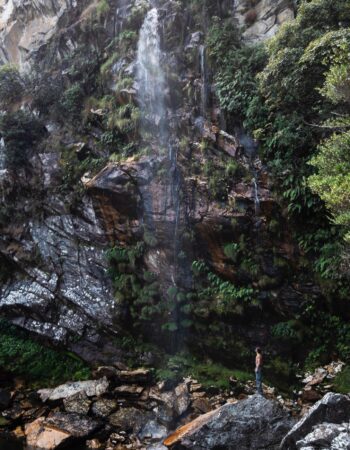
[0,64,24,108]
[0,111,46,169]
[60,83,85,120]
[334,366,350,394]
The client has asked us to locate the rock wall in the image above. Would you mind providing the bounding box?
[234,0,295,42]
[0,0,95,68]
[0,0,308,365]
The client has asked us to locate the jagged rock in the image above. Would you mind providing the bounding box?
[296,423,349,449]
[138,420,168,442]
[192,397,212,414]
[148,383,191,424]
[91,398,118,418]
[164,394,294,449]
[25,417,71,450]
[233,0,295,43]
[114,385,144,397]
[63,391,91,415]
[174,383,191,416]
[281,393,350,449]
[303,368,327,386]
[109,407,153,433]
[117,368,152,384]
[106,432,126,446]
[301,387,323,403]
[38,378,109,402]
[44,412,101,437]
[331,432,350,449]
[25,412,100,450]
[86,439,103,449]
[148,445,168,450]
[2,403,23,420]
[95,366,119,379]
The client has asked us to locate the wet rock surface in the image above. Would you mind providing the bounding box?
[281,393,350,450]
[165,394,295,450]
[0,0,306,366]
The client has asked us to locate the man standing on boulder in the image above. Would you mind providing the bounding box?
[255,347,263,395]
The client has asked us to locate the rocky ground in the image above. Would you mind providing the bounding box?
[0,361,347,450]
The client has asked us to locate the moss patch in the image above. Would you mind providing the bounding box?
[0,319,91,387]
[334,366,350,394]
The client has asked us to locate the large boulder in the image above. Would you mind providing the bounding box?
[164,395,294,449]
[38,378,109,402]
[295,422,350,449]
[25,412,100,450]
[281,393,350,449]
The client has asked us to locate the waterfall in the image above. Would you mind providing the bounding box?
[136,6,183,297]
[115,0,129,34]
[168,141,181,285]
[199,45,208,117]
[0,138,6,171]
[137,7,167,139]
[252,177,260,215]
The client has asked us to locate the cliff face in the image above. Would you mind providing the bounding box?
[0,0,302,364]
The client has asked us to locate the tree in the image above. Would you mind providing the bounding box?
[0,64,24,108]
[0,111,46,168]
[308,44,350,262]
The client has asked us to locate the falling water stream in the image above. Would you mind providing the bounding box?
[199,44,208,117]
[252,177,260,216]
[137,6,181,288]
[0,138,6,171]
[137,7,167,138]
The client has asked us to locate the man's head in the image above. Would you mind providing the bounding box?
[255,347,262,354]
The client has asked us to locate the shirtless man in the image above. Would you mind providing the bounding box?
[255,347,263,395]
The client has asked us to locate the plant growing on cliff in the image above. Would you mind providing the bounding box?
[308,43,350,259]
[60,83,85,121]
[96,0,110,18]
[0,319,90,385]
[0,111,46,169]
[192,260,256,314]
[0,64,24,108]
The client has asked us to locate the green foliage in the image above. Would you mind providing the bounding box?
[308,42,350,248]
[215,45,267,117]
[100,53,119,76]
[59,148,106,199]
[207,0,350,284]
[301,300,350,366]
[192,260,256,317]
[0,319,90,386]
[0,110,45,169]
[156,352,252,389]
[107,243,164,328]
[0,64,24,108]
[223,243,240,263]
[60,83,85,121]
[96,0,110,18]
[271,321,303,343]
[207,17,240,63]
[334,366,350,394]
